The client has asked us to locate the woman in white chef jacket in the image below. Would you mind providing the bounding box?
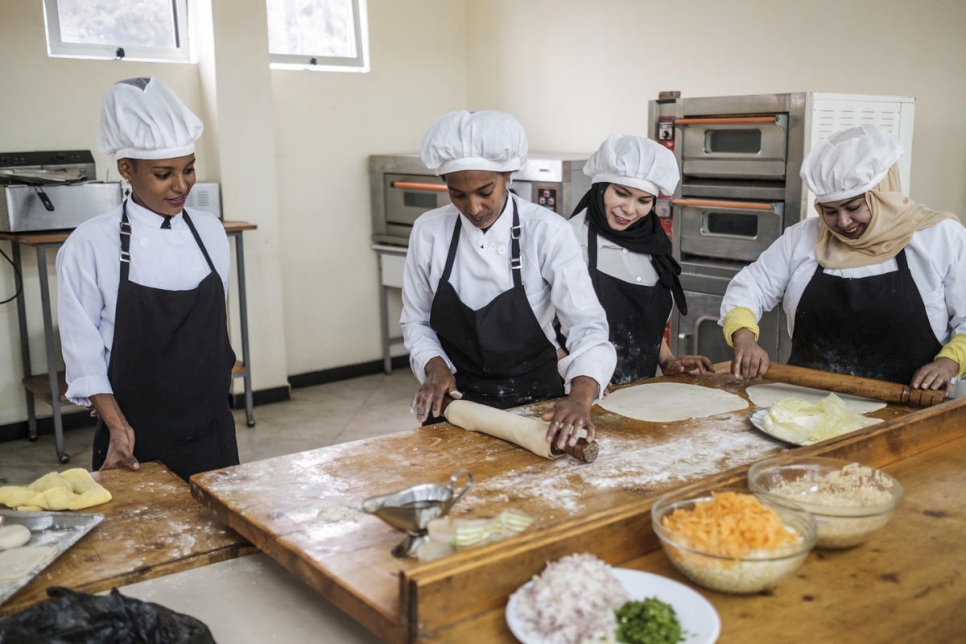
[57,78,239,480]
[568,134,713,385]
[401,111,616,450]
[721,124,966,394]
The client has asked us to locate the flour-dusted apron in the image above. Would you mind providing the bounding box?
[92,204,239,481]
[428,196,563,410]
[788,249,941,384]
[587,226,671,385]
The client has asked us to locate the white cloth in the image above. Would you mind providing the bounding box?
[420,111,527,175]
[720,217,966,343]
[401,195,616,396]
[98,77,204,161]
[583,133,680,197]
[56,200,231,406]
[568,211,662,289]
[800,125,904,203]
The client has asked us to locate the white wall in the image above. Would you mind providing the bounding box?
[464,0,966,217]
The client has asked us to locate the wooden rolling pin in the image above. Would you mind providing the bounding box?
[764,363,947,407]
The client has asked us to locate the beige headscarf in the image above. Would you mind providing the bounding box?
[814,165,958,269]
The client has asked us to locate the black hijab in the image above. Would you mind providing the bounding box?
[573,182,688,314]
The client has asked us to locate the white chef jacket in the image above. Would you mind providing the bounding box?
[56,200,231,407]
[720,217,966,343]
[401,195,616,394]
[569,210,663,286]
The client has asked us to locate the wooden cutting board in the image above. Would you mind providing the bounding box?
[1,462,256,617]
[190,369,940,643]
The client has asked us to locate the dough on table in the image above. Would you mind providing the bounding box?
[0,524,31,550]
[599,382,748,422]
[746,383,886,413]
[0,468,111,511]
[0,545,58,582]
[443,400,580,459]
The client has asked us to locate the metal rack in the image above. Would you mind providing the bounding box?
[0,221,256,463]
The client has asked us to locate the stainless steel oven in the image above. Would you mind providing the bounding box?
[649,92,915,364]
[369,153,589,247]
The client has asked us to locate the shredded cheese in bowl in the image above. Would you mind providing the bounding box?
[652,489,816,594]
[510,553,628,644]
[748,456,902,548]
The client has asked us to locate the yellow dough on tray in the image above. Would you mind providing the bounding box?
[443,400,582,459]
[0,468,112,511]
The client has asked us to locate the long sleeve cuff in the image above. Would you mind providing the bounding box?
[65,375,113,408]
[936,333,966,378]
[723,307,760,348]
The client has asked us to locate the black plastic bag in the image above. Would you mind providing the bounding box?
[0,586,216,644]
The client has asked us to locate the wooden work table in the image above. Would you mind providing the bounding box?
[0,462,256,617]
[189,369,966,643]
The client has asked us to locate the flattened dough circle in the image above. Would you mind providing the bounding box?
[599,382,749,422]
[0,524,31,550]
[746,383,886,413]
[0,545,58,582]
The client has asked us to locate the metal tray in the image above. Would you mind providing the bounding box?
[0,509,104,607]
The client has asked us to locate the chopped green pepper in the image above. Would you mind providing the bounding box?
[614,598,684,644]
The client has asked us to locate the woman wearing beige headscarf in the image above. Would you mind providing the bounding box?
[720,124,966,394]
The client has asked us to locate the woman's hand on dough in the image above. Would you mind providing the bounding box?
[730,329,769,380]
[542,376,598,450]
[663,355,716,376]
[411,357,460,422]
[910,358,958,394]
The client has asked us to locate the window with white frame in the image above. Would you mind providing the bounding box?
[42,0,191,63]
[266,0,369,72]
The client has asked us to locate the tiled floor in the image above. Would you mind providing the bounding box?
[0,369,420,486]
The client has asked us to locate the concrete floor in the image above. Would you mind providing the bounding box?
[0,369,420,486]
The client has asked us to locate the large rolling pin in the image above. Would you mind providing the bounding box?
[442,400,599,463]
[764,363,947,407]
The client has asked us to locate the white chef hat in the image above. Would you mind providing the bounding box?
[97,77,204,162]
[583,133,680,197]
[420,111,527,176]
[800,124,904,203]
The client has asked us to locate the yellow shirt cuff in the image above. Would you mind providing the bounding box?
[936,334,966,378]
[723,307,760,348]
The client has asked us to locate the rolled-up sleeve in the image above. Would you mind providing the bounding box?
[400,220,455,384]
[543,225,616,397]
[56,241,112,407]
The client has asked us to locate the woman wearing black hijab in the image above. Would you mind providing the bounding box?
[567,134,713,386]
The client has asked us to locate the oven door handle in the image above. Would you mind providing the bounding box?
[390,181,448,193]
[674,116,780,125]
[672,198,777,212]
[691,315,721,357]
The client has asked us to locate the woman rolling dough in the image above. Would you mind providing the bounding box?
[721,125,966,394]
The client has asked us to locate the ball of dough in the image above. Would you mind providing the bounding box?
[0,524,31,550]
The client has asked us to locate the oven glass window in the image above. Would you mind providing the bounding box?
[706,212,758,238]
[705,130,762,154]
[404,192,438,209]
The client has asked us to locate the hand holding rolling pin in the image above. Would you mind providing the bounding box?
[411,356,462,423]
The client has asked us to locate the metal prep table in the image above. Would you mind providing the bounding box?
[0,221,257,463]
[372,243,407,374]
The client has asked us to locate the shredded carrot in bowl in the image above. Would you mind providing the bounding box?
[660,491,798,558]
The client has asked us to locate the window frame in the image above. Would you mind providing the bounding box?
[42,0,193,64]
[268,0,370,73]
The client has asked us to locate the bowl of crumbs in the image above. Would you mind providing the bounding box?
[748,455,902,549]
[651,488,816,594]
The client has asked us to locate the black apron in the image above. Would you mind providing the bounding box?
[587,226,671,385]
[93,205,239,481]
[788,249,941,384]
[428,196,563,411]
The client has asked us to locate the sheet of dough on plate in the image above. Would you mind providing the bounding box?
[746,383,886,413]
[599,382,748,422]
[0,545,59,582]
[443,400,566,459]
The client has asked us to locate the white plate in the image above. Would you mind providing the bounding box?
[506,568,720,644]
[747,407,810,446]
